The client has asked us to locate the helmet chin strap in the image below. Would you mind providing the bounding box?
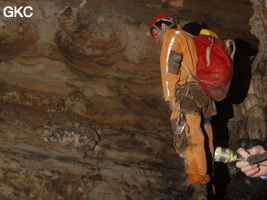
[152,23,174,37]
[153,17,176,34]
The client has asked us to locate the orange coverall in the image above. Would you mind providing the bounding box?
[160,29,215,185]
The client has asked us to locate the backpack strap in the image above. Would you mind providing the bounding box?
[225,39,236,59]
[179,62,197,83]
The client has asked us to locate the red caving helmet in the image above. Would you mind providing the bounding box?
[149,13,177,37]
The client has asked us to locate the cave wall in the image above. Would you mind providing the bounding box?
[228,0,267,148]
[0,0,264,199]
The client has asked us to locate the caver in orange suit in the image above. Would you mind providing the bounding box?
[160,29,215,185]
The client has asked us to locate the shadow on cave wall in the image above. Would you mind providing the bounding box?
[212,39,258,199]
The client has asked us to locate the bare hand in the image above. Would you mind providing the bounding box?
[236,145,267,177]
[169,101,176,111]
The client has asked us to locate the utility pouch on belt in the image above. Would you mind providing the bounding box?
[176,82,193,100]
[176,82,209,115]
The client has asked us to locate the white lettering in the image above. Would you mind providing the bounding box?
[3,6,33,18]
[23,6,33,18]
[3,6,13,17]
[13,6,23,17]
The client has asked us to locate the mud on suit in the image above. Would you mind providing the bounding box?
[160,29,216,185]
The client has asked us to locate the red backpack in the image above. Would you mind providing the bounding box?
[183,30,236,101]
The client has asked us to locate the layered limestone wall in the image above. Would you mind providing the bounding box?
[0,0,265,199]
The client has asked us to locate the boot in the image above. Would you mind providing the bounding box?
[190,184,208,200]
